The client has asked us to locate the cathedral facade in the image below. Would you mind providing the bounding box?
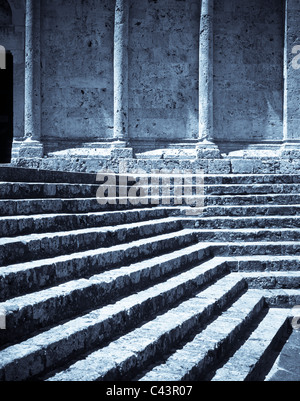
[0,0,299,165]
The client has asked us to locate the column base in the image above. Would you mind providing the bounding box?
[196,140,221,159]
[110,140,133,158]
[281,143,300,158]
[18,139,44,159]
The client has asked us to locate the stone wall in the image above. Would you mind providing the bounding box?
[128,0,199,151]
[0,0,296,157]
[214,0,284,152]
[40,0,115,153]
[39,0,200,153]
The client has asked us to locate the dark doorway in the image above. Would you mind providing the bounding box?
[0,51,13,163]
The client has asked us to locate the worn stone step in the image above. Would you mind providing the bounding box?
[0,263,243,381]
[241,271,300,289]
[5,212,300,240]
[137,290,300,382]
[204,174,300,185]
[97,193,300,208]
[204,184,300,195]
[0,256,228,347]
[1,193,299,219]
[264,328,300,381]
[0,197,164,217]
[224,255,300,272]
[3,167,300,185]
[45,274,245,382]
[211,308,290,381]
[259,289,300,308]
[101,183,300,197]
[138,290,266,381]
[0,167,98,185]
[0,217,184,266]
[0,236,208,302]
[202,205,300,217]
[210,241,300,257]
[194,228,300,243]
[2,181,300,201]
[204,194,300,206]
[0,182,100,200]
[0,207,172,237]
[191,216,300,230]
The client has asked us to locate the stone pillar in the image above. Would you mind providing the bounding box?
[113,0,129,147]
[20,0,43,158]
[281,0,300,157]
[197,0,220,159]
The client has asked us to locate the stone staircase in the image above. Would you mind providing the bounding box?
[0,166,299,381]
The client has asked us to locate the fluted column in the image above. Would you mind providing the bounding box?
[21,0,43,157]
[197,0,220,158]
[113,0,129,145]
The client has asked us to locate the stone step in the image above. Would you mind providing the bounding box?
[204,174,300,185]
[2,167,300,185]
[0,166,300,382]
[4,252,298,305]
[0,217,185,266]
[0,237,208,302]
[0,256,227,347]
[191,216,300,229]
[224,255,300,272]
[204,184,300,195]
[138,290,266,381]
[0,167,98,185]
[45,274,246,382]
[0,198,161,217]
[1,194,300,218]
[211,241,300,257]
[0,264,243,381]
[259,289,300,308]
[202,205,300,217]
[204,194,300,206]
[194,228,300,243]
[78,193,300,208]
[241,271,300,289]
[4,211,300,239]
[264,328,300,381]
[0,182,99,200]
[0,207,171,237]
[100,183,300,197]
[3,182,300,201]
[211,309,290,381]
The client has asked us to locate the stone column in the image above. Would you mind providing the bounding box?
[113,0,129,147]
[281,0,300,157]
[197,0,220,158]
[20,0,43,158]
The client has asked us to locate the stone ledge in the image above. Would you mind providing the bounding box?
[10,156,300,175]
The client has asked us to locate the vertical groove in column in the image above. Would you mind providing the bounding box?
[24,0,41,142]
[198,0,214,142]
[114,0,129,143]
